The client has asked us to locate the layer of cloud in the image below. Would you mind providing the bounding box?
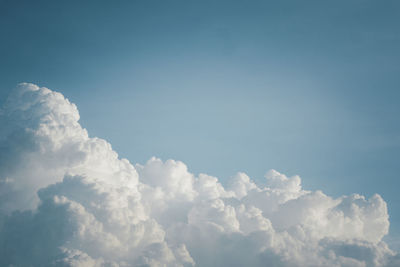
[0,83,398,266]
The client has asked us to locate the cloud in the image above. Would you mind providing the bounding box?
[0,83,398,266]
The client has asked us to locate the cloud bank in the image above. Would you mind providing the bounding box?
[0,83,398,266]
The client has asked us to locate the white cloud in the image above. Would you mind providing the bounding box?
[0,83,398,266]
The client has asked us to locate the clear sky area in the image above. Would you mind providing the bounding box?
[1,0,400,250]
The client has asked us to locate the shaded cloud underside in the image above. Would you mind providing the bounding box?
[0,83,398,266]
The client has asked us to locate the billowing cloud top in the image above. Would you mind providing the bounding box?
[0,83,398,266]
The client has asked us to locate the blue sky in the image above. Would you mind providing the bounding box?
[1,0,400,246]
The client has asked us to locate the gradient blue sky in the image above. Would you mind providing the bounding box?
[1,0,399,246]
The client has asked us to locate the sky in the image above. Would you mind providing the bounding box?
[0,0,400,261]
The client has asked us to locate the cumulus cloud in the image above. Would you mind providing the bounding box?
[0,83,398,266]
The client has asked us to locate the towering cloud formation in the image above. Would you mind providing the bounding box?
[0,83,398,266]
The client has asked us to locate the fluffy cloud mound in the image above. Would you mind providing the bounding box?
[0,83,399,266]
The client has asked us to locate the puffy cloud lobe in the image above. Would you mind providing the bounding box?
[0,83,398,266]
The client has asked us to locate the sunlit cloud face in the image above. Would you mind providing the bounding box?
[0,83,399,266]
